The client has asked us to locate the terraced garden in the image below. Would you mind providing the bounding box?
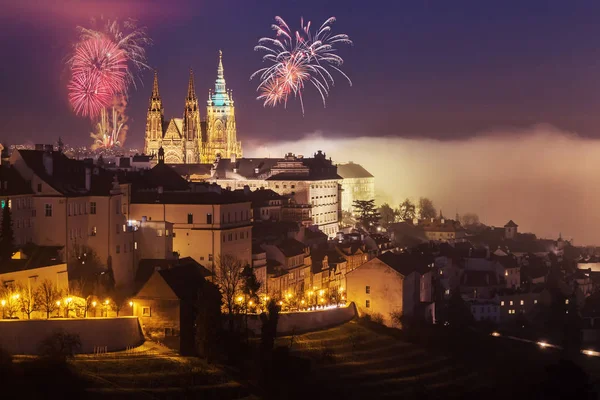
[276,320,491,399]
[69,343,253,400]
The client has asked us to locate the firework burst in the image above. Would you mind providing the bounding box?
[251,16,352,114]
[67,18,151,148]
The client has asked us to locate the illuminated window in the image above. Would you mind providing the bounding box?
[501,301,505,306]
[91,226,97,236]
[565,299,569,305]
[534,299,538,304]
[509,301,513,306]
[123,224,126,232]
[134,241,138,250]
[520,300,524,305]
[157,230,163,237]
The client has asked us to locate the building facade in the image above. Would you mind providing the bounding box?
[144,51,242,164]
[336,162,375,212]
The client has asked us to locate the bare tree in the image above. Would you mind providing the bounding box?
[460,212,480,227]
[214,254,245,330]
[16,282,38,319]
[0,284,20,318]
[397,198,416,221]
[418,197,437,220]
[35,279,62,319]
[70,279,98,318]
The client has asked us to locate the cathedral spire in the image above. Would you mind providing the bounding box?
[187,68,197,100]
[210,51,230,106]
[152,69,160,98]
[217,50,224,81]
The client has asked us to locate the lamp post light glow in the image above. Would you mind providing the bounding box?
[1,300,5,307]
[92,301,97,307]
[237,296,244,303]
[56,300,61,306]
[129,301,133,307]
[13,294,20,300]
[248,300,254,306]
[105,299,110,305]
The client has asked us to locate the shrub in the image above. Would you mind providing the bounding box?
[37,331,81,361]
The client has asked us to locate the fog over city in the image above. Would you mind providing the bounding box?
[247,124,600,245]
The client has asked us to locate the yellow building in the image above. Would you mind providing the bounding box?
[129,189,252,272]
[10,148,136,290]
[144,51,242,164]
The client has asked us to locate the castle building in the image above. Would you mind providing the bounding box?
[144,51,242,164]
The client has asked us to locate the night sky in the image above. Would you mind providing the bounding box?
[3,0,600,148]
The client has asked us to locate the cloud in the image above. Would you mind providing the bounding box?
[246,124,600,245]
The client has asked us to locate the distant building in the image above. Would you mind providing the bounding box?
[419,217,465,242]
[171,151,342,236]
[504,220,518,240]
[336,162,375,212]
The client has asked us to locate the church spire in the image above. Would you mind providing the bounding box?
[152,69,160,98]
[187,68,197,100]
[218,50,224,81]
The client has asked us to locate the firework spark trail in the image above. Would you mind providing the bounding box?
[251,16,352,114]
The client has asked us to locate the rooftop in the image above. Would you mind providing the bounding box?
[336,162,374,179]
[0,165,33,196]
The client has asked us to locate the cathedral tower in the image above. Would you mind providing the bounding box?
[182,69,201,163]
[201,51,242,163]
[144,70,164,156]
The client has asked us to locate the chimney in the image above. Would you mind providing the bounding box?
[85,167,91,191]
[42,149,53,176]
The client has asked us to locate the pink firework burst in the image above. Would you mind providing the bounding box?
[68,70,113,118]
[68,34,128,118]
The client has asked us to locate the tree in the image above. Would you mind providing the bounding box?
[0,285,20,318]
[378,203,398,228]
[16,283,38,319]
[445,290,474,329]
[352,199,380,231]
[35,279,62,319]
[241,266,261,304]
[397,198,416,221]
[260,299,281,357]
[0,200,15,265]
[195,280,222,361]
[460,213,480,227]
[214,254,245,330]
[418,197,437,220]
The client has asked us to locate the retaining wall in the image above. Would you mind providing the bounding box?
[0,317,144,355]
[246,303,357,335]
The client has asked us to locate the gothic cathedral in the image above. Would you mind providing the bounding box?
[144,51,243,164]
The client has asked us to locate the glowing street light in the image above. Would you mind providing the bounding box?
[105,299,110,305]
[92,301,97,307]
[278,301,283,306]
[491,332,501,337]
[129,301,133,307]
[538,341,548,348]
[237,296,244,303]
[56,300,61,306]
[13,293,20,300]
[1,300,5,307]
[248,300,254,306]
[66,297,72,304]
